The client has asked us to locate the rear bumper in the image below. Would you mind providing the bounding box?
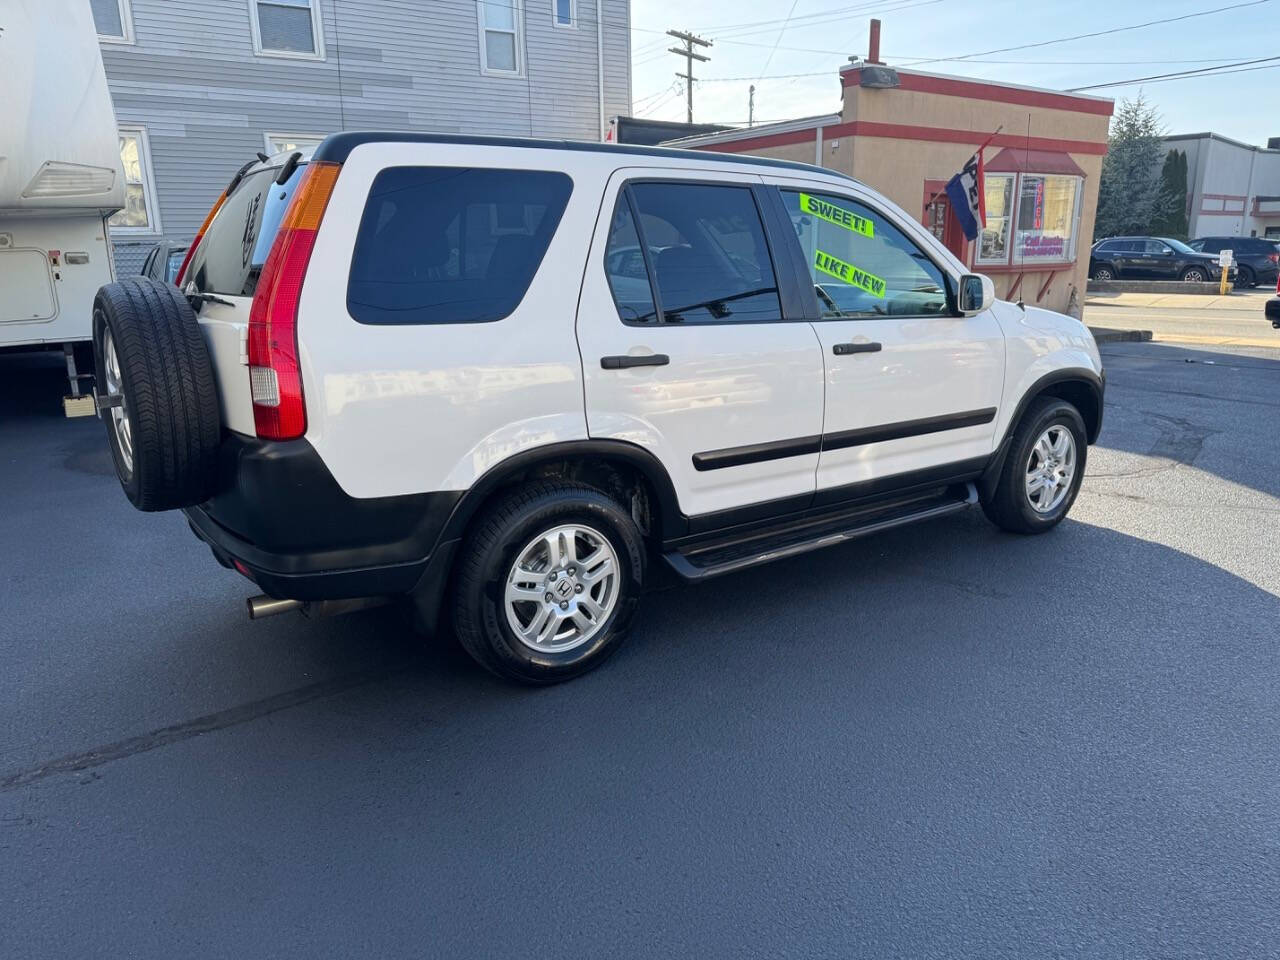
[183,434,460,601]
[1266,297,1280,327]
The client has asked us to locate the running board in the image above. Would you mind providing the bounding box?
[665,482,978,581]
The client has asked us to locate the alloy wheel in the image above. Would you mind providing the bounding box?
[1025,425,1076,514]
[504,524,619,653]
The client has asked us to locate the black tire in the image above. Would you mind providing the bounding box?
[981,397,1088,535]
[1090,264,1115,281]
[452,481,645,685]
[1236,265,1255,288]
[92,277,222,511]
[1181,266,1207,283]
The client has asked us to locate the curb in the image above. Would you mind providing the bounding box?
[1089,327,1153,344]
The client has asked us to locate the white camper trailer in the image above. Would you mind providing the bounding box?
[1,0,125,414]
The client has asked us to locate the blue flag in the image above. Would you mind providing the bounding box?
[944,150,985,242]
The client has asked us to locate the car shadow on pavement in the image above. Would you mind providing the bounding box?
[4,505,1278,958]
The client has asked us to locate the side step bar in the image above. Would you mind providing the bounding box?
[665,483,978,581]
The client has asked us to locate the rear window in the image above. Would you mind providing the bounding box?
[184,163,305,297]
[346,166,573,325]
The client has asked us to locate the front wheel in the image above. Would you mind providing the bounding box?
[452,481,645,684]
[1181,267,1207,283]
[981,397,1088,534]
[1091,264,1115,281]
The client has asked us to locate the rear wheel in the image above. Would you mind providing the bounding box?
[452,481,645,684]
[981,397,1087,534]
[1236,265,1255,288]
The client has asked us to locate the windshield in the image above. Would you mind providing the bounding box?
[182,161,306,297]
[1162,238,1196,255]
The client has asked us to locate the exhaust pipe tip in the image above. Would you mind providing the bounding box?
[246,595,305,620]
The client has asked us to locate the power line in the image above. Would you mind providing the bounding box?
[898,0,1272,67]
[1066,54,1280,91]
[756,0,801,81]
[709,0,944,42]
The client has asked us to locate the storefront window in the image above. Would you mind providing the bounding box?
[978,174,1014,264]
[1015,175,1079,262]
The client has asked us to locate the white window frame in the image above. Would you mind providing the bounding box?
[976,171,1084,267]
[552,0,576,28]
[1010,173,1083,265]
[95,0,135,44]
[976,172,1015,266]
[476,0,525,77]
[110,125,162,236]
[248,0,326,61]
[263,132,326,156]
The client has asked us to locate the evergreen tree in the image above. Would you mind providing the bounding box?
[1152,148,1189,239]
[1095,94,1169,237]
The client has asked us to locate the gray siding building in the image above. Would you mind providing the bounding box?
[89,0,632,272]
[1161,132,1280,240]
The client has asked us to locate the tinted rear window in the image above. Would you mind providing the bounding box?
[184,164,304,297]
[347,166,573,325]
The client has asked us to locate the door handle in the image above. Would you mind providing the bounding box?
[601,353,669,369]
[832,341,882,355]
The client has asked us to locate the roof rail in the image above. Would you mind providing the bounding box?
[310,131,858,183]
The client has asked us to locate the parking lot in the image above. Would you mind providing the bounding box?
[3,334,1279,957]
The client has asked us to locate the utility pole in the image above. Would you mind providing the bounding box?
[667,29,711,124]
[748,85,755,126]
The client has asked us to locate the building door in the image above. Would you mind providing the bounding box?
[924,189,969,261]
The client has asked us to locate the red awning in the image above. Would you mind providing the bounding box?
[985,147,1086,177]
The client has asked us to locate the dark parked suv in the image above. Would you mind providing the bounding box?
[1190,236,1280,288]
[1089,236,1233,283]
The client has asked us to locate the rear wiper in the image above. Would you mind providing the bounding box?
[276,151,303,185]
[186,290,235,309]
[225,157,260,195]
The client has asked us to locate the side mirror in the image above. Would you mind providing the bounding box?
[957,273,995,316]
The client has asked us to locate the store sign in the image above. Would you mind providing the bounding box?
[1019,234,1065,259]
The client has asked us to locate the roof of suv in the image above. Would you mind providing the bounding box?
[310,131,858,184]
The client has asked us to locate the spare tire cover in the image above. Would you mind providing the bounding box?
[92,277,222,511]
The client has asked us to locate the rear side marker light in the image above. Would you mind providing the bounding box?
[247,161,340,441]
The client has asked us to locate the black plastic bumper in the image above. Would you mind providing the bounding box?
[183,434,460,601]
[1266,297,1280,328]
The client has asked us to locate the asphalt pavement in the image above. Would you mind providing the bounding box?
[2,341,1278,958]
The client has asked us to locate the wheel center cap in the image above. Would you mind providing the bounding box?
[553,578,575,599]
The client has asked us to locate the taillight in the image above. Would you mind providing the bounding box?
[174,189,227,286]
[247,161,340,440]
[1267,253,1278,264]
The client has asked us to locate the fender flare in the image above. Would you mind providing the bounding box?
[979,367,1105,500]
[436,438,688,546]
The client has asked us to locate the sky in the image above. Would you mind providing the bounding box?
[628,0,1280,145]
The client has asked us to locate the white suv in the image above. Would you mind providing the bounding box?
[91,134,1104,684]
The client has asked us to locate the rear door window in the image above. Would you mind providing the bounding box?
[347,167,572,325]
[604,182,782,325]
[184,163,304,298]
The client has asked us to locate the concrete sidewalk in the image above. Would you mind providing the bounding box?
[1084,291,1264,312]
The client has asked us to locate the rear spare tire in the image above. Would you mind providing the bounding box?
[93,277,222,511]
